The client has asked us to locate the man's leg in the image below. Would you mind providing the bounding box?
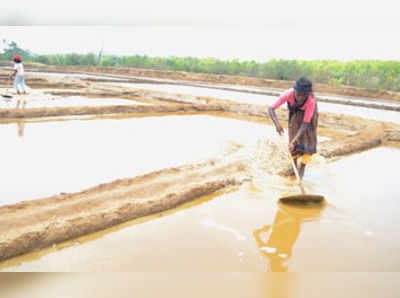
[299,163,306,179]
[16,76,23,95]
[21,77,27,94]
[14,77,20,94]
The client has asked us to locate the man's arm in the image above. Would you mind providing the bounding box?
[268,107,284,135]
[10,69,17,79]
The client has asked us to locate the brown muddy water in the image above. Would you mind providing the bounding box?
[0,113,285,206]
[1,272,399,298]
[1,144,399,273]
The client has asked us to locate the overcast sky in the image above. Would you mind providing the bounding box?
[0,0,399,61]
[1,0,399,24]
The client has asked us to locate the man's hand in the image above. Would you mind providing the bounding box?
[289,140,296,151]
[276,125,284,135]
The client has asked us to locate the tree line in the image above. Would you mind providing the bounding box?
[1,40,400,91]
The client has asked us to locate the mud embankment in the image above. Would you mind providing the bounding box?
[0,73,88,90]
[2,62,400,102]
[2,68,400,112]
[0,157,249,262]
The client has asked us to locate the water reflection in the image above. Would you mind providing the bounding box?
[17,121,25,137]
[253,202,324,272]
[15,98,26,137]
[16,97,27,109]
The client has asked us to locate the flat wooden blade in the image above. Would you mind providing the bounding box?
[279,194,324,203]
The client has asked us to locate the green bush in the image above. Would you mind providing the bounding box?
[1,39,399,91]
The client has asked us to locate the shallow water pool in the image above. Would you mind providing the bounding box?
[2,145,399,273]
[0,113,276,206]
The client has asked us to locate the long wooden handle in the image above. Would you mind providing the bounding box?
[279,134,306,194]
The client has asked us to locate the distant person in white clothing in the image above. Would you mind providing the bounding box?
[10,55,29,108]
[10,55,28,95]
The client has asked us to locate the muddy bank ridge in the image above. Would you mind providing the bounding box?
[0,157,249,262]
[1,68,400,111]
[2,61,400,102]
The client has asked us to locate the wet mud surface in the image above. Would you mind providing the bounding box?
[0,65,399,264]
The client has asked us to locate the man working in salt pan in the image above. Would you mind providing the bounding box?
[268,77,318,180]
[10,55,29,108]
